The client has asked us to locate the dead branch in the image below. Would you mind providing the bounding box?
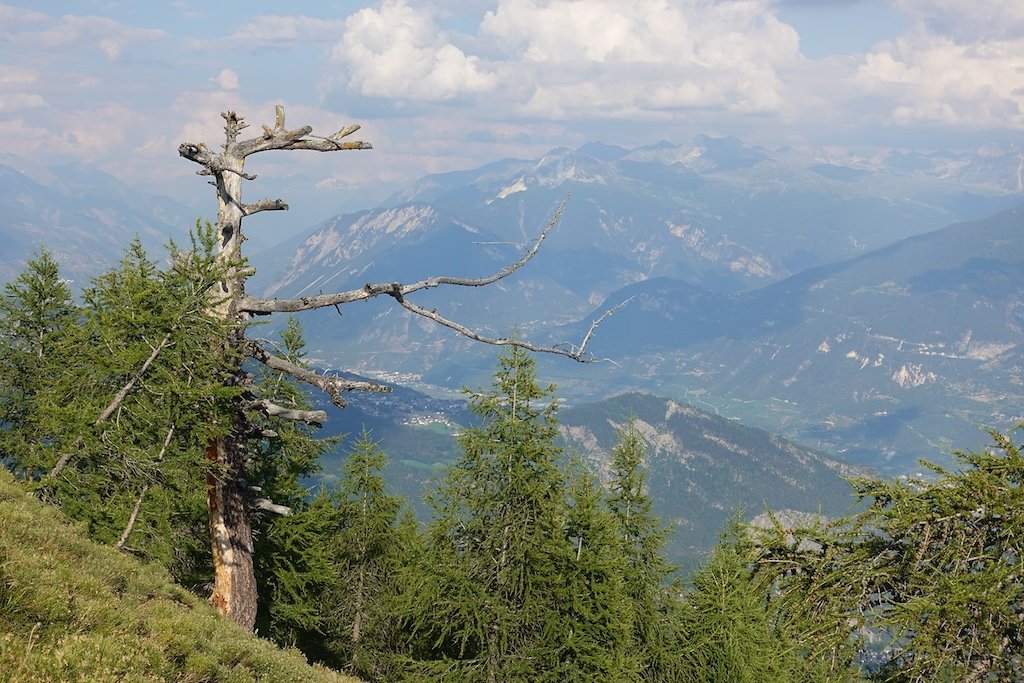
[248,398,327,426]
[95,332,173,426]
[115,425,175,550]
[391,294,607,362]
[178,107,371,173]
[244,339,389,408]
[236,200,568,315]
[242,199,288,216]
[253,498,292,516]
[46,436,82,480]
[554,297,633,360]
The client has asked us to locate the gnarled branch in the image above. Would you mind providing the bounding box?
[248,398,327,426]
[242,199,288,216]
[390,291,624,363]
[178,106,371,175]
[237,199,568,315]
[244,339,389,408]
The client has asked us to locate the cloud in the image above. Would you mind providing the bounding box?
[0,64,38,86]
[893,0,1024,42]
[0,4,48,23]
[211,15,347,49]
[0,11,166,61]
[215,68,240,90]
[854,2,1024,129]
[479,0,801,117]
[333,0,496,101]
[0,93,47,113]
[328,0,800,117]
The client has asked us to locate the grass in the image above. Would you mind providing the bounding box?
[0,469,360,683]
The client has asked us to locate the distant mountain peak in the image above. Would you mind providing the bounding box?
[575,141,629,161]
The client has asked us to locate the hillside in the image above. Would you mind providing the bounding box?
[557,392,865,569]
[0,155,194,285]
[249,137,1022,383]
[0,470,358,683]
[560,205,1024,474]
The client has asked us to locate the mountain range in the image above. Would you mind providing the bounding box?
[248,137,1023,475]
[0,153,193,284]
[2,135,1021,479]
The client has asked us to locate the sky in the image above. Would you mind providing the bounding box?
[1,0,1022,245]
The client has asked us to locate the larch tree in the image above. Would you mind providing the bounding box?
[178,107,610,630]
[607,422,684,681]
[0,247,77,477]
[404,346,571,682]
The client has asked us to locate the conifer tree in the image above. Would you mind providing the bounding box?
[607,422,683,681]
[251,317,340,650]
[405,346,571,682]
[0,246,78,476]
[2,230,233,578]
[557,458,638,682]
[678,520,802,683]
[322,428,403,678]
[755,429,1024,681]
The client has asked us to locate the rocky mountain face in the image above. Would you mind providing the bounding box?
[556,392,864,568]
[251,136,1021,372]
[0,154,194,285]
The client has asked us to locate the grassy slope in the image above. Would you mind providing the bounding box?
[0,470,359,683]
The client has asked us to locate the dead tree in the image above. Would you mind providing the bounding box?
[179,106,612,630]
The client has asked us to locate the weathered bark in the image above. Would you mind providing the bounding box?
[206,433,258,630]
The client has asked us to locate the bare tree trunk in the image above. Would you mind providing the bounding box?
[206,433,258,630]
[202,113,257,630]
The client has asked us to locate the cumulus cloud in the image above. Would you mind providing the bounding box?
[333,0,496,101]
[328,0,800,117]
[215,68,240,90]
[0,93,47,113]
[479,0,801,117]
[855,2,1024,128]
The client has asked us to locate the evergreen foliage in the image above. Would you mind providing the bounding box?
[0,246,78,476]
[678,519,805,682]
[607,422,684,681]
[5,236,1024,682]
[0,231,232,579]
[403,346,571,681]
[251,317,340,647]
[321,428,405,679]
[557,458,638,681]
[750,428,1024,681]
